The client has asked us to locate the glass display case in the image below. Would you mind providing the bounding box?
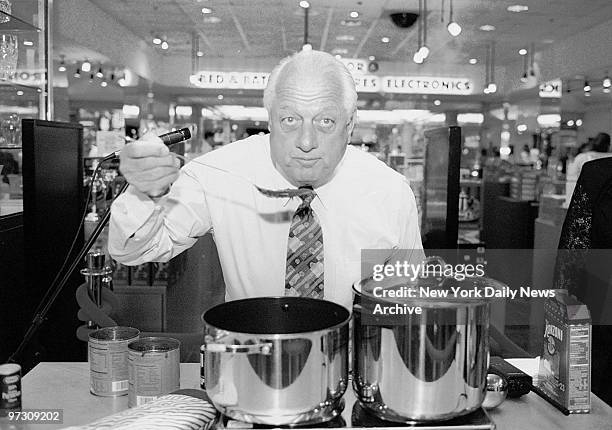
[0,0,50,216]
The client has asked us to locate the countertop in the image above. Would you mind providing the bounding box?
[2,361,610,429]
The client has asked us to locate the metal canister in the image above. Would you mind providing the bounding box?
[0,363,21,416]
[128,337,180,408]
[88,326,140,396]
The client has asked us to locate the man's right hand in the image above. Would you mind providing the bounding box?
[119,132,181,198]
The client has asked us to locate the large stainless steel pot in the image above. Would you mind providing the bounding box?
[352,273,504,422]
[202,297,350,426]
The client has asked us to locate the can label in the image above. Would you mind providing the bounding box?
[89,327,139,397]
[128,337,180,408]
[0,364,22,416]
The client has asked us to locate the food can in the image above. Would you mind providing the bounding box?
[88,326,140,396]
[128,337,180,407]
[0,363,21,416]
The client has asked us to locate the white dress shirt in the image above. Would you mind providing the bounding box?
[109,134,424,310]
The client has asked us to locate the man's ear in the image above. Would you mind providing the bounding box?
[346,110,357,143]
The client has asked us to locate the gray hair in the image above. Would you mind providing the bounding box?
[263,49,358,118]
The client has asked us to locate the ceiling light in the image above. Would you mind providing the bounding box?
[517,124,527,132]
[23,40,33,46]
[479,24,495,31]
[603,76,611,88]
[334,54,342,59]
[161,41,169,50]
[434,99,441,106]
[469,58,478,65]
[196,51,204,57]
[413,51,424,64]
[336,35,355,41]
[217,94,224,100]
[368,55,375,61]
[153,37,162,45]
[418,45,430,59]
[567,120,574,126]
[332,48,348,55]
[89,73,94,83]
[81,60,91,72]
[299,1,310,8]
[584,80,591,92]
[507,5,529,12]
[340,19,361,26]
[349,11,359,18]
[58,56,66,72]
[74,68,81,78]
[520,72,528,83]
[100,81,108,87]
[576,119,583,126]
[518,48,527,56]
[16,90,23,96]
[447,21,462,37]
[203,16,221,23]
[96,67,103,78]
[201,7,213,13]
[381,36,390,43]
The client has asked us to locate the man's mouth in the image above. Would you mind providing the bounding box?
[294,158,320,167]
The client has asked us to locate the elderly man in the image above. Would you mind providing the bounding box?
[109,49,423,310]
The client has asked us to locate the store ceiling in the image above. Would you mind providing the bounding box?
[85,0,612,68]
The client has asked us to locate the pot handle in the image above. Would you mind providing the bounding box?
[204,337,272,355]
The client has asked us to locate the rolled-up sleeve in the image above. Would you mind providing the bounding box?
[108,167,213,265]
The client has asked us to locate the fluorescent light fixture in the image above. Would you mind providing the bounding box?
[447,21,462,37]
[507,4,529,12]
[336,35,355,41]
[81,60,91,72]
[197,51,204,57]
[537,114,561,127]
[479,24,495,31]
[458,113,484,124]
[332,48,348,55]
[469,58,478,64]
[122,105,140,118]
[23,40,33,46]
[381,36,390,43]
[518,48,527,56]
[356,109,445,124]
[175,106,193,117]
[201,7,213,13]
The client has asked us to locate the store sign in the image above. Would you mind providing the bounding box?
[339,58,369,74]
[190,71,270,89]
[190,70,473,95]
[539,79,562,98]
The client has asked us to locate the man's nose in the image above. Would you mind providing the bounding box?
[296,123,318,152]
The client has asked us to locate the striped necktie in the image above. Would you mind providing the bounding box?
[285,187,324,298]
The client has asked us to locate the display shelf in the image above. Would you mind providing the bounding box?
[0,81,43,91]
[0,10,42,32]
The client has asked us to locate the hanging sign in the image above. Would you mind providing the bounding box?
[539,79,562,98]
[190,70,473,95]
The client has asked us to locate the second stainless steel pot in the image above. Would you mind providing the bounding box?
[352,275,503,422]
[202,297,350,426]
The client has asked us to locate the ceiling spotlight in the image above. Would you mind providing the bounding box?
[576,119,583,126]
[507,5,529,12]
[567,120,575,127]
[381,36,390,43]
[81,60,91,72]
[517,124,527,132]
[485,82,497,94]
[447,21,462,37]
[469,58,478,65]
[349,11,359,18]
[413,50,424,64]
[16,90,23,96]
[603,76,611,88]
[161,41,169,50]
[334,54,342,60]
[74,68,81,78]
[584,80,591,92]
[217,94,224,100]
[96,67,103,78]
[196,50,204,57]
[201,7,213,13]
[100,81,108,87]
[153,37,162,45]
[368,55,375,61]
[520,72,528,83]
[58,56,66,72]
[434,99,441,106]
[418,45,430,59]
[518,48,527,56]
[299,1,310,8]
[479,24,495,31]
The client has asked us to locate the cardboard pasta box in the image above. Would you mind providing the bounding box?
[537,291,591,413]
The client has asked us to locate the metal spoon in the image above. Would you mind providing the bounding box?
[173,154,310,198]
